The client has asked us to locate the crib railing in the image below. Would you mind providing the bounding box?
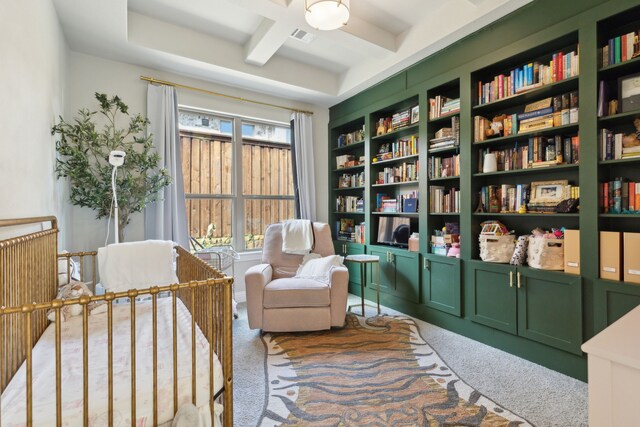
[0,217,233,427]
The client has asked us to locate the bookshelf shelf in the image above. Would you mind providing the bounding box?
[474,163,579,177]
[372,180,419,188]
[371,211,419,217]
[372,153,419,165]
[599,157,640,166]
[332,164,364,173]
[429,176,460,182]
[472,212,580,217]
[428,112,460,124]
[334,186,365,191]
[473,123,579,147]
[428,212,460,216]
[428,146,460,154]
[600,213,640,218]
[598,55,640,80]
[332,211,365,215]
[370,123,419,142]
[598,109,640,127]
[332,140,365,153]
[473,76,579,114]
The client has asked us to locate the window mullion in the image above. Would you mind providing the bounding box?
[233,118,245,250]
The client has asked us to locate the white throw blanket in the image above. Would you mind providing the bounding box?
[98,240,179,293]
[281,220,314,254]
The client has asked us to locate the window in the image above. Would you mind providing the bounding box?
[179,109,294,251]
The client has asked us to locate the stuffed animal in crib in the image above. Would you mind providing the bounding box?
[47,281,97,322]
[622,117,640,148]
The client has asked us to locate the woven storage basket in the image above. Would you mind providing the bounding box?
[479,235,515,263]
[527,237,564,270]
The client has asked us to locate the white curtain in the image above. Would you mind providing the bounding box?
[144,84,189,249]
[291,112,316,221]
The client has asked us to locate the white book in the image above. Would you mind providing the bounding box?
[614,133,623,160]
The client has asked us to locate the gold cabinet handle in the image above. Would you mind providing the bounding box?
[509,271,513,288]
[517,271,521,289]
[423,257,429,270]
[390,253,395,264]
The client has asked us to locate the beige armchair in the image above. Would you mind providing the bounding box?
[245,222,349,332]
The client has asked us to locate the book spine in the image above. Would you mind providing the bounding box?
[629,182,635,211]
[615,36,621,64]
[517,107,554,121]
[603,182,609,213]
[609,38,615,65]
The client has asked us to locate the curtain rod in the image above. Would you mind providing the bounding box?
[140,76,314,115]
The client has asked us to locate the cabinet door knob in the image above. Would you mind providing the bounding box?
[517,271,521,289]
[509,271,514,288]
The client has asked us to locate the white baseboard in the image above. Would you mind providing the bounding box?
[234,291,246,303]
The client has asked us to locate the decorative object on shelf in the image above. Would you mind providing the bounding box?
[623,117,640,148]
[486,114,506,138]
[52,93,171,242]
[528,180,569,212]
[410,105,420,124]
[510,235,530,265]
[619,73,640,113]
[528,234,565,270]
[483,152,498,173]
[304,0,349,31]
[408,233,419,252]
[556,197,579,213]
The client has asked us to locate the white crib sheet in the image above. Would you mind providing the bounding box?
[1,298,224,426]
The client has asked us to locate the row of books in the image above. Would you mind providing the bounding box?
[600,129,640,161]
[337,126,365,148]
[335,195,364,213]
[477,135,579,172]
[335,219,365,243]
[374,162,419,184]
[429,186,460,213]
[474,93,578,142]
[391,109,411,130]
[337,171,365,188]
[479,184,530,213]
[429,116,460,150]
[373,136,418,162]
[428,154,460,179]
[376,191,419,213]
[601,31,640,67]
[477,49,579,105]
[601,178,640,213]
[429,96,460,119]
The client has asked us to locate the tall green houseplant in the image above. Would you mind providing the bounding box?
[52,93,171,242]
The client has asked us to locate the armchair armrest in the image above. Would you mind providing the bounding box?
[328,265,349,327]
[245,263,273,329]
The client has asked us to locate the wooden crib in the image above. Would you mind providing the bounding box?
[0,216,233,426]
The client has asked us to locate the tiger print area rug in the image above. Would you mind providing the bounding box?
[258,314,533,427]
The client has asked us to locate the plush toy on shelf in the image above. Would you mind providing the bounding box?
[622,117,640,148]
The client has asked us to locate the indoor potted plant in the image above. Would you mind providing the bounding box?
[52,93,171,242]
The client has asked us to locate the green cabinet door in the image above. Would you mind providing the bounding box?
[334,241,365,285]
[517,268,583,355]
[421,254,462,316]
[367,246,395,293]
[467,261,517,334]
[334,240,365,296]
[390,248,420,302]
[595,279,640,332]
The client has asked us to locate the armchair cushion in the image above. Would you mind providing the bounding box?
[263,278,330,308]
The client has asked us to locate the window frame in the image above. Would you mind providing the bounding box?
[179,106,294,252]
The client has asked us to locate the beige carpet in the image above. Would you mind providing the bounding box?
[259,314,532,426]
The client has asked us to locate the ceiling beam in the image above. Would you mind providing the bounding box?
[340,15,397,52]
[244,18,295,66]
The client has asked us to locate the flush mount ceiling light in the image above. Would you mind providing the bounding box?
[305,0,350,31]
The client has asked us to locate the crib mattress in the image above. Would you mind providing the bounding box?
[1,298,224,426]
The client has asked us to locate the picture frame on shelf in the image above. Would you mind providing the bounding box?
[619,72,640,113]
[529,180,569,205]
[410,105,419,124]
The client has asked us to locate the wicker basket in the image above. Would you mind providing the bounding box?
[527,237,564,270]
[479,235,515,263]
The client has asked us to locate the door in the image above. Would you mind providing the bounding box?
[517,268,582,355]
[421,254,461,316]
[389,248,420,302]
[467,260,517,334]
[367,246,395,293]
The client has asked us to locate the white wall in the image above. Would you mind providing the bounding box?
[0,0,69,243]
[65,52,330,295]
